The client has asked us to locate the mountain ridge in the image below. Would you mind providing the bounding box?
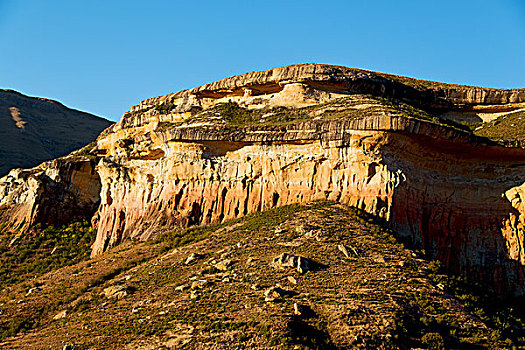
[0,89,112,176]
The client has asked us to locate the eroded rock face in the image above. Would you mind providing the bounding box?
[382,133,525,295]
[91,132,397,255]
[1,63,525,295]
[0,158,101,231]
[90,120,525,294]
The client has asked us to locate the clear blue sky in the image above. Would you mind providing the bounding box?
[1,0,524,121]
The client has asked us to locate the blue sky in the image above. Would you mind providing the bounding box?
[0,0,524,121]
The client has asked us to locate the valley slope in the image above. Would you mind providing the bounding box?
[0,202,520,349]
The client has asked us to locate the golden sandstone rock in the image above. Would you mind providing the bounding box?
[2,63,525,295]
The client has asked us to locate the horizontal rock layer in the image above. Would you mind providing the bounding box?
[139,63,525,108]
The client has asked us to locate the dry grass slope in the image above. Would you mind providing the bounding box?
[1,202,523,349]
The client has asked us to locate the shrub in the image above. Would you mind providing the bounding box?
[421,332,445,350]
[0,220,95,289]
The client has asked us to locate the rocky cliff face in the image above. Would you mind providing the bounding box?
[0,157,101,233]
[1,63,525,295]
[0,89,112,176]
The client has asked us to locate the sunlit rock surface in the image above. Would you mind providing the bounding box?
[2,63,525,295]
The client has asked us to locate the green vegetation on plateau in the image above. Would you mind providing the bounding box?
[158,95,471,134]
[474,110,525,140]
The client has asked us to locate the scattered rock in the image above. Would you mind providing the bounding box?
[277,241,303,247]
[246,257,255,265]
[191,280,208,289]
[63,345,78,350]
[264,285,296,302]
[265,286,287,299]
[303,230,319,239]
[295,225,307,235]
[53,310,68,320]
[190,291,199,300]
[164,324,194,347]
[185,253,203,265]
[220,251,232,259]
[214,259,232,271]
[338,244,358,258]
[294,303,304,316]
[287,276,297,285]
[25,287,42,296]
[251,283,261,291]
[338,244,351,258]
[272,253,310,274]
[103,285,132,299]
[175,284,190,292]
[373,255,386,263]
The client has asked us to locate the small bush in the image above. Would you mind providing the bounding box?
[155,102,176,112]
[421,332,445,350]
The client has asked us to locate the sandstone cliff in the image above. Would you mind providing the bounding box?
[0,89,112,176]
[1,63,525,295]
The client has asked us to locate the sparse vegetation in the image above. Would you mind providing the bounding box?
[157,95,476,136]
[0,202,523,348]
[425,259,525,347]
[197,101,311,126]
[474,110,525,140]
[154,101,176,113]
[74,141,98,160]
[0,220,95,289]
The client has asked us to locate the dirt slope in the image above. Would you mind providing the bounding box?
[0,202,518,349]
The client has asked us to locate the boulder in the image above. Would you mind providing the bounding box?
[185,253,202,265]
[103,285,132,299]
[191,280,208,289]
[214,259,232,271]
[272,253,310,274]
[53,310,68,320]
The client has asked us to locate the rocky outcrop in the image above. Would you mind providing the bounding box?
[0,89,112,176]
[1,63,525,295]
[0,158,101,232]
[135,63,525,110]
[90,119,525,295]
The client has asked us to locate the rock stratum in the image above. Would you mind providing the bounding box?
[0,89,112,176]
[2,63,525,296]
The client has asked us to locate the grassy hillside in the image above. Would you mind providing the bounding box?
[1,202,524,349]
[0,90,112,177]
[473,110,525,140]
[0,221,95,289]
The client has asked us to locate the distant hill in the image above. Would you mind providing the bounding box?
[0,89,112,176]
